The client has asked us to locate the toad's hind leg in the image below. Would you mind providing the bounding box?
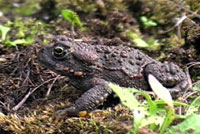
[56,81,112,116]
[144,62,189,93]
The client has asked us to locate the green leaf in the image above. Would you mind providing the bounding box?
[126,31,149,48]
[164,114,200,134]
[5,39,29,46]
[140,16,148,23]
[159,107,175,134]
[131,106,147,134]
[127,88,157,115]
[133,38,149,48]
[25,37,34,44]
[155,100,188,107]
[140,114,164,129]
[61,9,83,28]
[0,25,11,41]
[186,96,200,116]
[108,83,139,110]
[140,16,157,27]
[109,83,147,134]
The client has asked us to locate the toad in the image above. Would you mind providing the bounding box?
[38,35,189,116]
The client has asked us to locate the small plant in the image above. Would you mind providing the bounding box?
[61,9,84,32]
[61,9,85,45]
[109,74,200,134]
[61,9,83,28]
[140,16,157,27]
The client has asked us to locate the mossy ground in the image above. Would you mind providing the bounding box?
[0,0,200,133]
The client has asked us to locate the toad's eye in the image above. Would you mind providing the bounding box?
[53,46,67,58]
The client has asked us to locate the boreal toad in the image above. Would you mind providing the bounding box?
[38,35,189,116]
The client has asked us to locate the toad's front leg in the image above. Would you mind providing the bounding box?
[57,78,112,116]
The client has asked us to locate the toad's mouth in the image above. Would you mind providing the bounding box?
[38,47,84,78]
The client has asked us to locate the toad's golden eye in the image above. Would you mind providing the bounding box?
[53,46,67,58]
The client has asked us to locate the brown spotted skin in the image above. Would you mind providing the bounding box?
[38,35,189,116]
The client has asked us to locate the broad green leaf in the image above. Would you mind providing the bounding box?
[140,114,163,129]
[132,107,147,134]
[0,25,10,41]
[148,74,173,107]
[108,83,139,110]
[164,114,200,134]
[109,83,147,134]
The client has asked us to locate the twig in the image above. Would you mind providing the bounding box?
[21,67,30,86]
[12,77,56,111]
[186,62,200,68]
[46,75,60,97]
[187,62,200,88]
[182,62,200,99]
[184,63,193,89]
[0,101,10,111]
[159,0,200,35]
[160,15,187,34]
[183,90,200,101]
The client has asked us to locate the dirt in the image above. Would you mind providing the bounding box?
[0,0,200,134]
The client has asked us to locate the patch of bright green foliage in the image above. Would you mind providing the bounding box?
[0,19,49,46]
[109,81,200,134]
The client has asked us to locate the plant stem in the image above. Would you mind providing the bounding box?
[71,22,75,45]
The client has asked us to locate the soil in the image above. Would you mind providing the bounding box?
[0,0,200,134]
